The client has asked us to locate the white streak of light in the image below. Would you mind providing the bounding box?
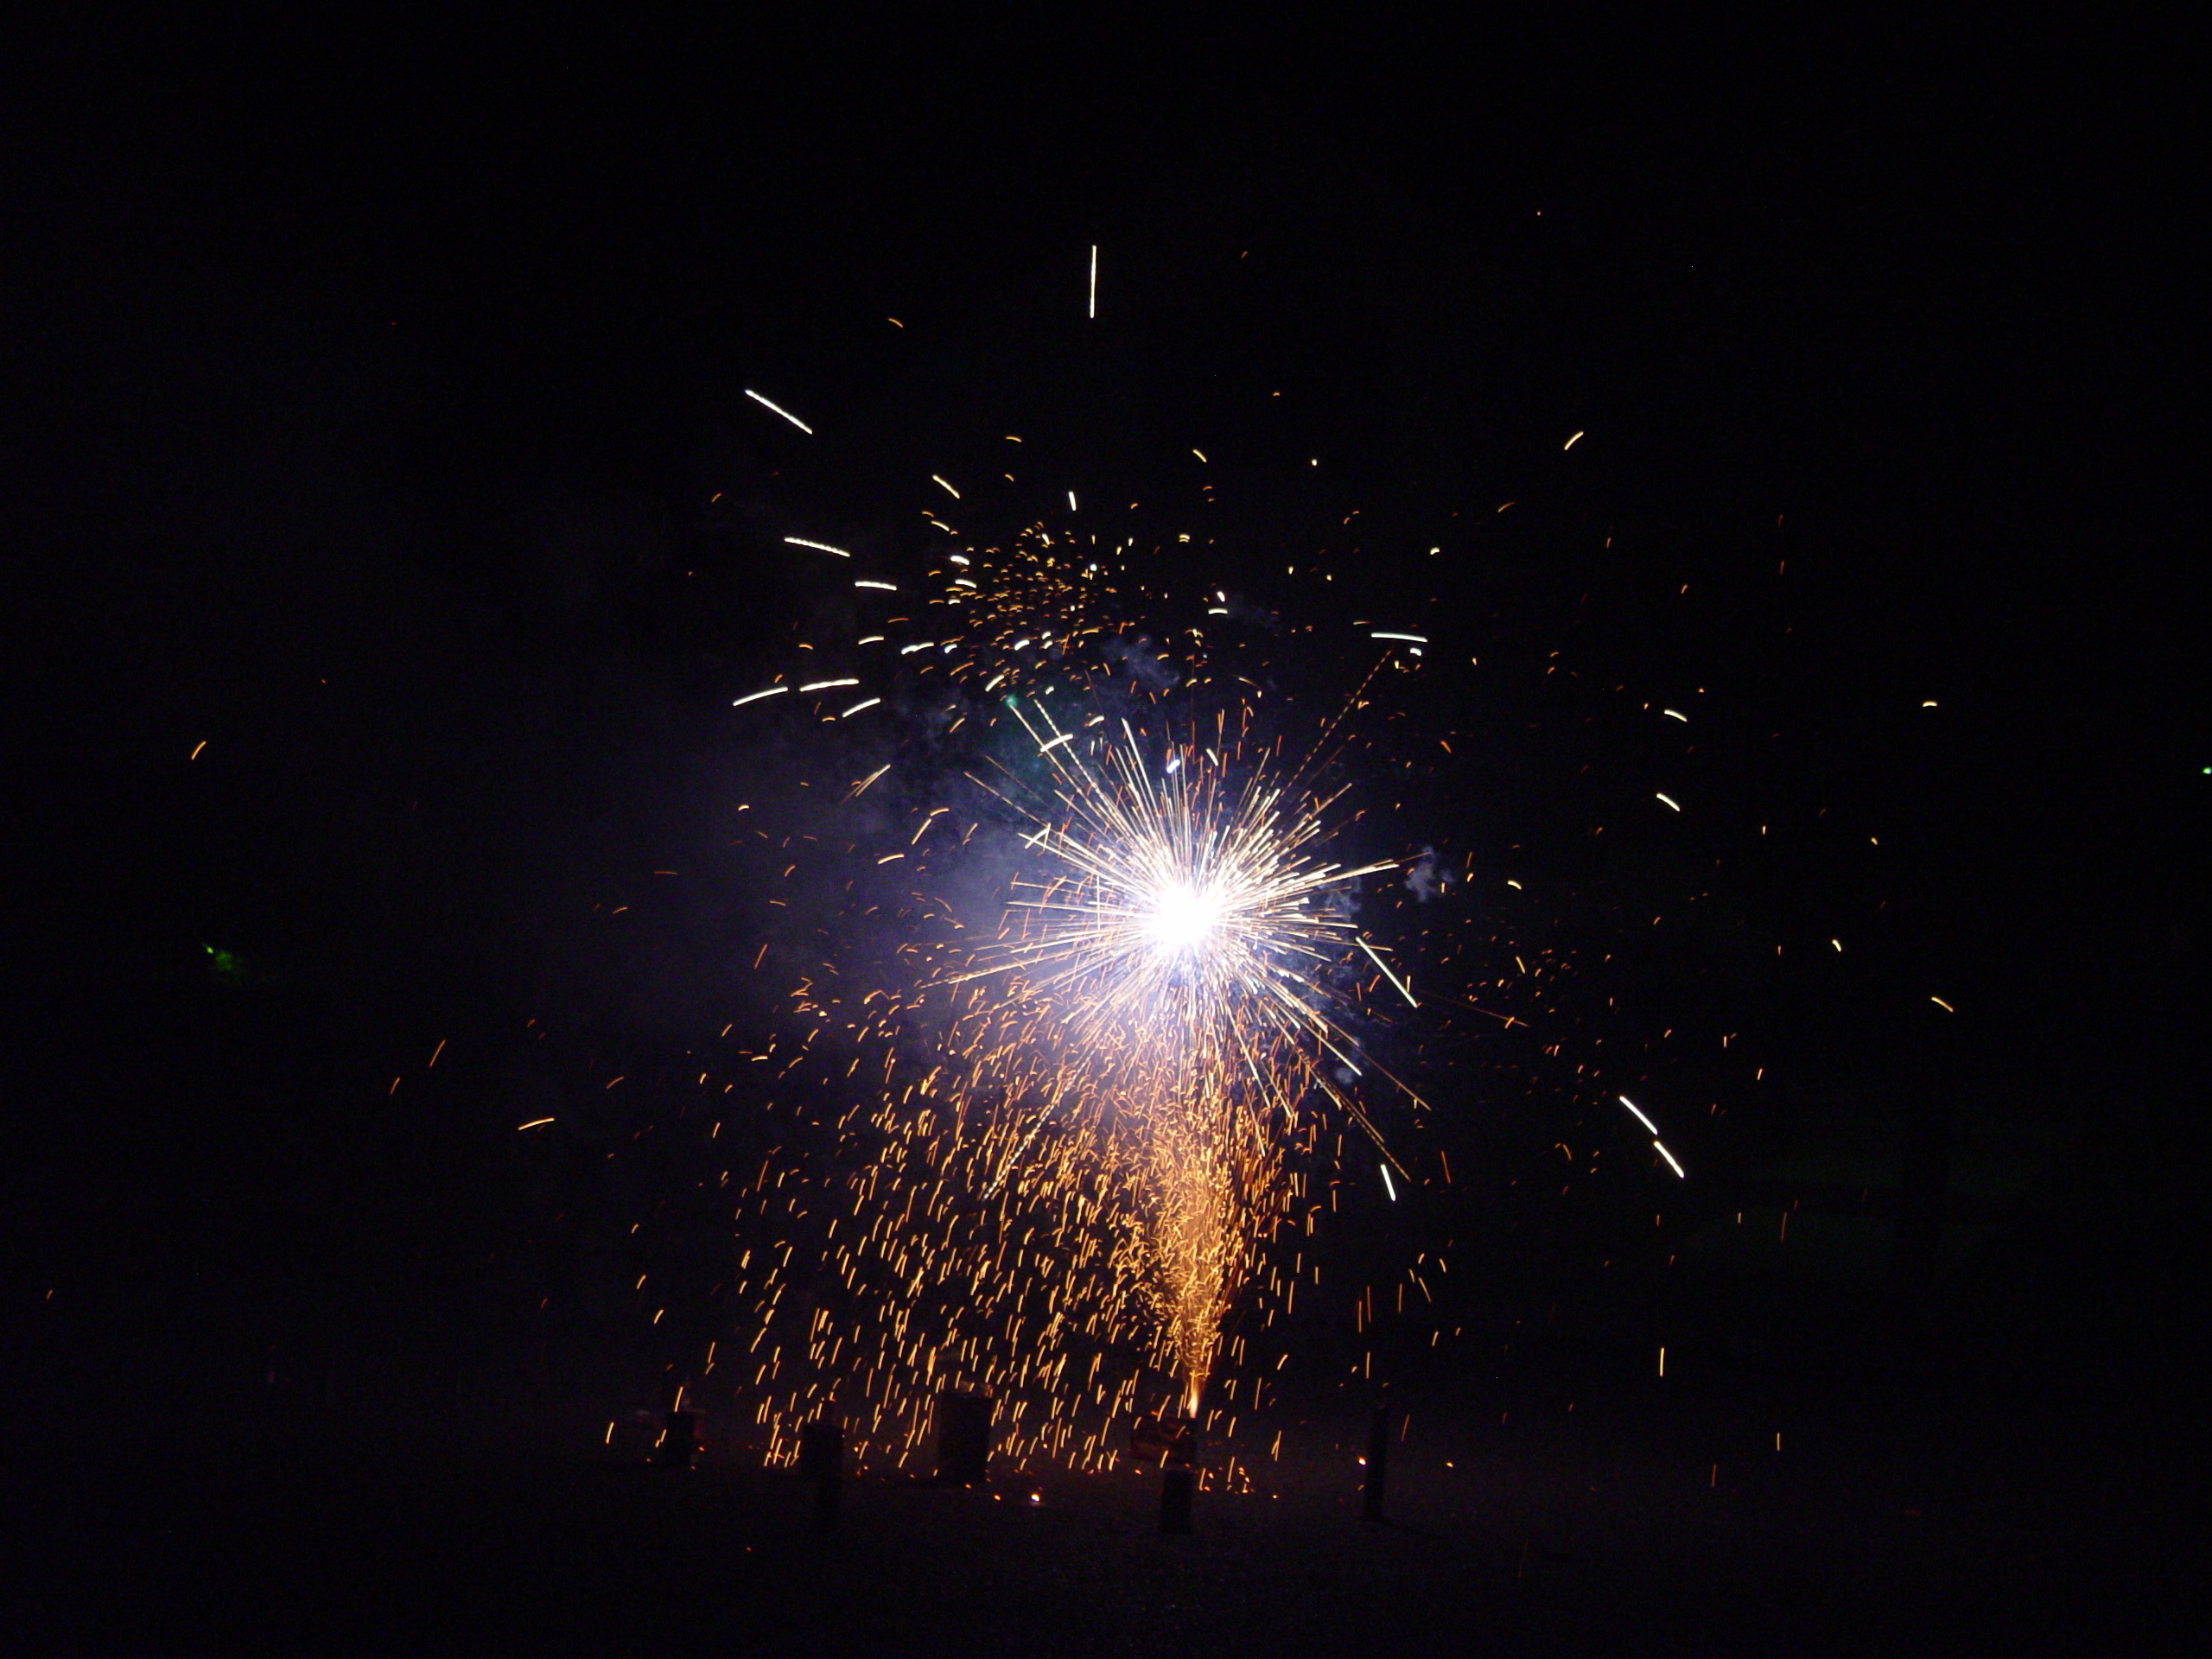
[1653,1140,1686,1179]
[899,641,938,654]
[732,686,789,708]
[800,678,860,693]
[931,475,960,499]
[1089,245,1097,317]
[1618,1096,1658,1135]
[841,697,881,718]
[1370,632,1428,644]
[855,580,898,590]
[1357,938,1419,1009]
[1565,430,1584,449]
[745,390,813,433]
[518,1117,556,1130]
[785,537,851,558]
[1663,709,1688,721]
[1380,1165,1397,1201]
[1656,792,1681,811]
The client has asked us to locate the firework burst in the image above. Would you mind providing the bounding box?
[948,703,1408,1408]
[688,498,1455,1478]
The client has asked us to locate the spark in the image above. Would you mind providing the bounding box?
[746,390,814,434]
[1357,938,1419,1008]
[733,686,790,708]
[1656,792,1681,811]
[932,475,961,499]
[517,1118,556,1131]
[1089,245,1097,318]
[1653,1141,1686,1179]
[1565,430,1584,449]
[1618,1095,1658,1135]
[785,537,852,558]
[1370,632,1428,644]
[1380,1164,1396,1201]
[841,697,882,718]
[800,678,861,693]
[855,580,899,591]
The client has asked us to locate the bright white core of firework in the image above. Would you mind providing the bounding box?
[1143,883,1221,955]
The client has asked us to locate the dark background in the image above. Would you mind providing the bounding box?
[4,12,2202,1649]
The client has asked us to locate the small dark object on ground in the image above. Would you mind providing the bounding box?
[932,1391,993,1485]
[1142,1414,1199,1534]
[799,1419,842,1530]
[658,1408,697,1470]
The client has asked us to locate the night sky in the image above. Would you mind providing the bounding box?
[7,14,2202,1629]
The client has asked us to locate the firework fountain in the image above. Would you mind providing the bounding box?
[706,508,1442,1475]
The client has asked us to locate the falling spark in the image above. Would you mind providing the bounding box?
[746,390,814,433]
[785,537,853,558]
[1357,938,1419,1008]
[733,686,790,708]
[1656,792,1681,811]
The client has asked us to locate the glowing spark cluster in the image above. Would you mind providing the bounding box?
[943,704,1407,1406]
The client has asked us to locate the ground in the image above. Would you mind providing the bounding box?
[17,1375,2193,1656]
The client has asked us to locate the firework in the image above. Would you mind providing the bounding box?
[693,497,1452,1477]
[619,342,1730,1485]
[945,702,1408,1408]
